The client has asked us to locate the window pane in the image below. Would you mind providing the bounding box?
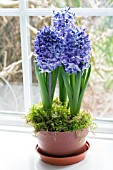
[28,0,51,8]
[0,0,19,8]
[0,16,24,112]
[29,16,113,119]
[27,0,113,8]
[81,16,113,118]
[53,0,113,8]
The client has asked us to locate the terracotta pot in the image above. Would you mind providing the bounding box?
[36,129,88,157]
[36,141,90,166]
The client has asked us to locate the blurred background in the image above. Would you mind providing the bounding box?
[0,0,113,118]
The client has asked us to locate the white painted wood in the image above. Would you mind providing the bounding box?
[0,8,113,16]
[19,0,32,113]
[25,8,113,16]
[0,8,20,16]
[0,1,113,130]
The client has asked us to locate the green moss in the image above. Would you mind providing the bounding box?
[26,98,96,132]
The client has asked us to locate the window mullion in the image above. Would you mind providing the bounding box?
[0,8,20,16]
[19,0,32,113]
[25,8,113,16]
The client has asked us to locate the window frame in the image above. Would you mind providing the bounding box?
[0,0,113,134]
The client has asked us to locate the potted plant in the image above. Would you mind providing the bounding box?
[26,7,95,165]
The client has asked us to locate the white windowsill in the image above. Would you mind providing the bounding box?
[0,113,113,136]
[0,130,113,170]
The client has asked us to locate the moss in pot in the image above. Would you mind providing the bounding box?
[26,7,96,164]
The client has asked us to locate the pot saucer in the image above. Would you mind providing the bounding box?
[36,141,90,166]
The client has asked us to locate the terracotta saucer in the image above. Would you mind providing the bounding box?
[36,141,90,166]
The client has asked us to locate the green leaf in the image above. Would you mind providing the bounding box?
[76,65,91,113]
[34,63,50,108]
[61,67,74,115]
[58,66,67,103]
[70,73,75,94]
[46,72,52,106]
[51,68,59,102]
[81,69,86,90]
[73,71,82,115]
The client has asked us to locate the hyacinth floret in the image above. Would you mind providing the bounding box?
[53,7,75,36]
[34,26,64,73]
[62,27,91,74]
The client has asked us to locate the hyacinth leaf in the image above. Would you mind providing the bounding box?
[51,68,59,102]
[58,67,67,103]
[76,65,91,114]
[42,73,46,85]
[61,67,74,115]
[45,73,48,92]
[81,69,86,91]
[70,73,75,93]
[73,71,82,115]
[34,63,50,108]
[46,73,52,106]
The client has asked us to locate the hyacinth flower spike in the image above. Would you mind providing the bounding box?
[34,26,64,109]
[53,7,76,103]
[61,27,91,116]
